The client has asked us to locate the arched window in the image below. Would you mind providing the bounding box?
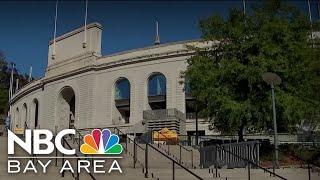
[57,86,75,130]
[33,99,39,128]
[115,78,130,100]
[114,78,130,124]
[148,73,167,110]
[15,107,20,128]
[148,73,166,96]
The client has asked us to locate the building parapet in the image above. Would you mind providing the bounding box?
[143,108,186,135]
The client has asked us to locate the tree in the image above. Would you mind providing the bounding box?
[0,51,31,115]
[184,0,320,141]
[0,51,9,115]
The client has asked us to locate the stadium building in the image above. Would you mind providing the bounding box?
[10,22,215,136]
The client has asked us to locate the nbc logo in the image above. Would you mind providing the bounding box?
[7,128,123,174]
[80,129,123,155]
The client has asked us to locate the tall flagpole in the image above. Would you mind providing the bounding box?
[28,66,32,82]
[242,0,247,27]
[307,0,313,23]
[8,63,14,116]
[243,0,246,14]
[154,20,160,45]
[15,79,19,93]
[317,0,320,20]
[52,0,59,59]
[307,0,314,47]
[83,0,88,48]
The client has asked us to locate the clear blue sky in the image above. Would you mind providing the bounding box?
[0,1,318,77]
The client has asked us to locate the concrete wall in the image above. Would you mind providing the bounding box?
[10,22,213,135]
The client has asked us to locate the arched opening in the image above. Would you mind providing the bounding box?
[114,78,130,124]
[15,107,20,128]
[148,73,166,109]
[32,99,39,128]
[22,103,28,129]
[57,86,76,130]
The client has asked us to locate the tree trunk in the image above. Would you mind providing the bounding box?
[238,124,245,142]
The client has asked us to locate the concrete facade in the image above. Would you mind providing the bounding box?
[10,22,214,135]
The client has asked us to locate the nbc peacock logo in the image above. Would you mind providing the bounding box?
[80,129,123,155]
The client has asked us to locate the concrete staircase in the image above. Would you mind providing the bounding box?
[2,132,319,180]
[63,128,320,180]
[121,142,320,180]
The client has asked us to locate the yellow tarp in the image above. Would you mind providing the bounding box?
[13,127,24,135]
[153,128,178,142]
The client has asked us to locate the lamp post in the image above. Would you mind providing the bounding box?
[262,72,281,167]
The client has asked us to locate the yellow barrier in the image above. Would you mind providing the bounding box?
[153,128,178,143]
[13,127,24,135]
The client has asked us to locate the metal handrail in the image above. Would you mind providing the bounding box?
[145,137,203,179]
[112,127,145,150]
[277,147,320,169]
[112,127,203,180]
[60,137,76,179]
[74,127,84,138]
[154,130,194,166]
[73,127,84,146]
[61,136,96,180]
[216,144,287,180]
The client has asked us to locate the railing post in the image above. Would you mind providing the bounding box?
[179,145,182,163]
[272,147,275,177]
[31,134,35,164]
[73,131,75,144]
[191,150,194,169]
[172,161,175,180]
[133,138,136,168]
[215,165,218,178]
[145,144,148,178]
[61,139,65,177]
[308,163,311,180]
[248,162,251,180]
[78,132,81,147]
[158,130,160,148]
[55,144,58,166]
[76,157,79,180]
[125,134,128,153]
[247,144,251,180]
